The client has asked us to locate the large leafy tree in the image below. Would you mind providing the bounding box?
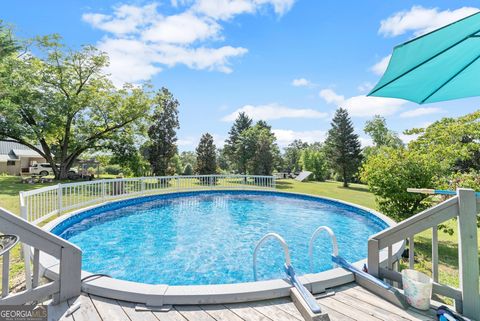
[224,112,252,173]
[325,108,362,187]
[196,133,217,174]
[284,139,308,173]
[0,35,151,179]
[406,110,480,173]
[360,147,437,220]
[145,87,180,176]
[364,115,403,147]
[236,122,279,175]
[300,147,328,181]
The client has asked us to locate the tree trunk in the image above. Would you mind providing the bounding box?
[343,166,349,187]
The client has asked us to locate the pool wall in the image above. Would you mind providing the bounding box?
[40,189,404,305]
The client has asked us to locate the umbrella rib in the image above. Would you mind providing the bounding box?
[420,53,480,103]
[368,29,480,97]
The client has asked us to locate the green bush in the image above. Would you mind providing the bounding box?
[360,147,437,220]
[300,148,328,181]
[104,164,123,175]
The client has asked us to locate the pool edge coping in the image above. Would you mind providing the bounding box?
[39,189,404,305]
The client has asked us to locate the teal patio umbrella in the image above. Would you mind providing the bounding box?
[368,11,480,104]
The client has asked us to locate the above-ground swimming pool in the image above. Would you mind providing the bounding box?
[51,190,389,287]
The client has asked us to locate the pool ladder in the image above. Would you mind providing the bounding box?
[252,233,322,314]
[251,227,340,316]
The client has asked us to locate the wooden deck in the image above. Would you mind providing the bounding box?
[47,283,437,321]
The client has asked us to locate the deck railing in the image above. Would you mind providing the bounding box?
[20,174,276,224]
[367,188,480,319]
[0,207,81,305]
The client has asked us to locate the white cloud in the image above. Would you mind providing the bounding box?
[399,107,444,118]
[83,1,294,85]
[371,55,391,76]
[379,6,479,37]
[82,4,158,35]
[141,13,221,44]
[99,38,247,85]
[273,129,326,147]
[319,88,407,117]
[319,89,345,106]
[194,0,255,20]
[194,0,295,20]
[222,103,328,121]
[291,78,311,87]
[357,81,374,93]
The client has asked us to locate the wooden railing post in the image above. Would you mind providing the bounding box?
[367,238,380,278]
[58,246,82,303]
[20,196,32,291]
[456,188,480,319]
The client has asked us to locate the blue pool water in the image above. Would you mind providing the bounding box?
[53,191,388,285]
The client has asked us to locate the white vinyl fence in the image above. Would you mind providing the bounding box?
[20,175,276,224]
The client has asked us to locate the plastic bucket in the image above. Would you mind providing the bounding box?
[401,269,432,310]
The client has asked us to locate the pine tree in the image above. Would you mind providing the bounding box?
[146,88,180,176]
[325,108,362,187]
[196,133,217,175]
[224,112,252,173]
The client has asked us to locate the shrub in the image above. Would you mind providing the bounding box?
[360,147,437,220]
[104,164,122,175]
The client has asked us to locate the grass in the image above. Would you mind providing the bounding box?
[0,175,477,298]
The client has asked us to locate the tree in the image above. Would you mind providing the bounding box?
[364,115,403,148]
[284,140,308,173]
[235,122,279,175]
[300,148,328,181]
[0,35,152,179]
[217,148,230,172]
[146,88,180,176]
[406,111,480,173]
[196,133,217,174]
[325,108,362,187]
[179,151,197,170]
[360,147,437,220]
[224,112,252,173]
[169,154,183,175]
[0,22,20,60]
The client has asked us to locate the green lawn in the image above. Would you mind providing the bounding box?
[0,175,477,296]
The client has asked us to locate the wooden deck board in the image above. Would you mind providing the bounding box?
[89,295,130,321]
[119,301,159,321]
[175,305,217,321]
[47,283,443,321]
[225,302,275,321]
[200,304,245,321]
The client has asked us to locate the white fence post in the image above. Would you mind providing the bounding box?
[57,183,63,215]
[141,178,146,195]
[456,188,480,319]
[19,195,32,291]
[101,180,106,200]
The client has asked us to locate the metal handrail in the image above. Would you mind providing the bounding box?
[308,226,338,272]
[252,232,322,314]
[253,233,291,281]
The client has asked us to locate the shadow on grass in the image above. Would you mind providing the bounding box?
[275,180,294,190]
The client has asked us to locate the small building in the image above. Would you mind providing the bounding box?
[0,141,46,175]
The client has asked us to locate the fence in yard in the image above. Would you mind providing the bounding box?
[367,188,480,319]
[19,175,276,225]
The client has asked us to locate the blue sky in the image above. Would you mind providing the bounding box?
[2,0,480,150]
